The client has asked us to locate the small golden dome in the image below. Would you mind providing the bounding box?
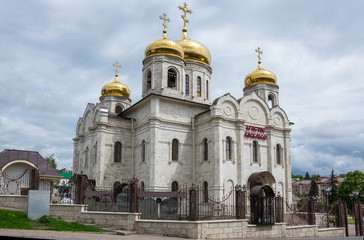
[244,63,278,88]
[101,74,131,99]
[144,30,184,60]
[244,47,278,88]
[177,31,211,66]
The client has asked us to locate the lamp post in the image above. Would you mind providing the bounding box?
[321,185,332,207]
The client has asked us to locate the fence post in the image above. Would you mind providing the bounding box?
[189,184,197,221]
[128,178,139,213]
[236,185,243,219]
[308,197,316,225]
[353,201,363,236]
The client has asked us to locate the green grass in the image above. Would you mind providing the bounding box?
[0,209,105,232]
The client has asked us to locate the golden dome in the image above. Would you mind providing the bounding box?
[244,63,278,88]
[177,30,211,66]
[245,47,278,88]
[101,74,131,99]
[144,30,184,60]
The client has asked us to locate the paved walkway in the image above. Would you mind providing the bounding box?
[1,228,363,240]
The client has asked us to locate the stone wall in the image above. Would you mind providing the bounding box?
[136,219,346,239]
[0,195,28,211]
[49,204,140,230]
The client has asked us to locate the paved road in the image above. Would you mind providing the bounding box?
[1,228,364,240]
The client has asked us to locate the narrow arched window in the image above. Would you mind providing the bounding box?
[203,138,208,161]
[253,141,258,163]
[226,137,232,160]
[268,94,274,108]
[140,181,145,191]
[85,147,89,168]
[276,144,281,165]
[172,139,179,161]
[197,76,201,97]
[114,142,121,163]
[93,142,97,165]
[147,70,152,90]
[115,105,123,114]
[171,181,179,192]
[203,181,208,203]
[141,140,146,162]
[185,75,190,96]
[168,69,177,88]
[206,80,209,99]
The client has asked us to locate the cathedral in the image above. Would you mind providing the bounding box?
[73,3,292,204]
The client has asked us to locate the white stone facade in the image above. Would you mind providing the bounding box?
[73,25,293,206]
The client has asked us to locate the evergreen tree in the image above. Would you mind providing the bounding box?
[328,169,338,205]
[309,177,319,197]
[304,172,310,180]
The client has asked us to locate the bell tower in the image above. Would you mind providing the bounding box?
[244,47,279,108]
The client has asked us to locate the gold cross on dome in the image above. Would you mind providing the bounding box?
[255,47,263,63]
[159,13,170,32]
[113,61,122,74]
[178,2,192,29]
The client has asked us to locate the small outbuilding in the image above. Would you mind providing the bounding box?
[0,149,61,195]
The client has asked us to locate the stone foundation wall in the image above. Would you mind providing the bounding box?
[136,219,346,239]
[0,195,28,211]
[49,204,140,230]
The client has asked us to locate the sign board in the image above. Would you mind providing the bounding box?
[27,190,50,220]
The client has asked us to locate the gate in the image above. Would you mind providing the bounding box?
[250,185,281,225]
[71,174,138,212]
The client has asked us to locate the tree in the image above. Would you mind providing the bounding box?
[45,154,57,170]
[328,169,339,205]
[338,170,364,208]
[292,174,303,180]
[304,172,310,180]
[309,177,319,197]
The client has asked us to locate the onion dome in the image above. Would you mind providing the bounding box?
[144,14,184,60]
[176,3,211,66]
[244,47,278,88]
[101,62,130,99]
[177,30,211,66]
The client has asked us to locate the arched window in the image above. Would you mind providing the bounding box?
[85,147,89,168]
[141,140,146,162]
[172,139,179,161]
[171,181,179,192]
[93,142,97,165]
[185,75,190,96]
[115,105,123,114]
[197,76,201,97]
[203,138,208,161]
[114,142,121,163]
[140,181,145,191]
[168,69,177,88]
[203,181,208,203]
[206,80,209,99]
[147,70,152,90]
[268,94,274,108]
[253,141,258,163]
[226,137,232,160]
[276,144,282,165]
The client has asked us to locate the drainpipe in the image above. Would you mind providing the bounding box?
[192,116,195,184]
[131,119,135,178]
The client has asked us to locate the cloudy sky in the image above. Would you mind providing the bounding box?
[1,0,363,176]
